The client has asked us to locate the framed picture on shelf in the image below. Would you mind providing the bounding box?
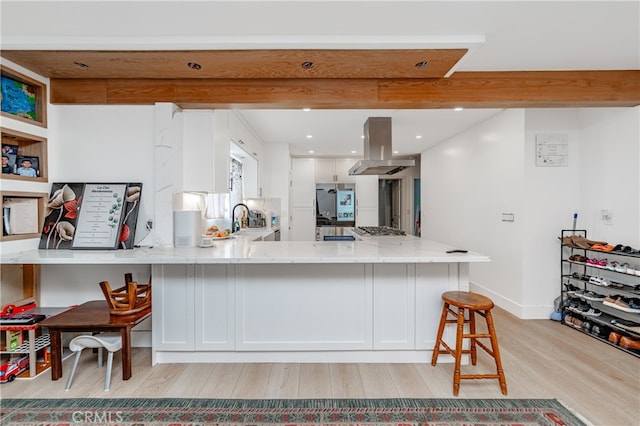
[2,143,18,174]
[15,156,39,177]
[0,66,47,127]
[1,75,38,122]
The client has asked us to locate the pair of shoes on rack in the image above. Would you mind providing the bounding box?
[603,296,640,314]
[613,245,640,255]
[571,272,591,281]
[580,291,606,302]
[592,243,615,252]
[619,336,640,352]
[609,332,623,344]
[560,235,607,249]
[569,254,587,263]
[565,314,583,329]
[590,324,609,338]
[565,283,581,296]
[581,307,602,317]
[587,258,608,268]
[588,276,609,286]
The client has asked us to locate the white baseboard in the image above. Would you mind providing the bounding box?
[469,282,554,320]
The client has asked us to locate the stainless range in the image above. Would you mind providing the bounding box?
[353,226,406,237]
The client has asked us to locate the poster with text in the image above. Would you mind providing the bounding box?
[71,183,127,249]
[39,182,143,250]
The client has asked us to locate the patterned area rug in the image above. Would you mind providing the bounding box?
[0,398,588,426]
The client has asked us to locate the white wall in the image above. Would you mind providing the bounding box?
[38,105,157,303]
[49,104,156,224]
[578,108,640,247]
[422,107,639,319]
[422,109,526,314]
[522,109,581,317]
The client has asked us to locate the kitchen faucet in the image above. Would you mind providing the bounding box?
[231,203,249,233]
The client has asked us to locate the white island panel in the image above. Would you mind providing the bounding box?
[152,264,195,352]
[235,264,373,350]
[195,264,235,350]
[415,262,466,350]
[373,264,415,349]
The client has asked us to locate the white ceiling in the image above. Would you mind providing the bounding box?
[2,0,638,157]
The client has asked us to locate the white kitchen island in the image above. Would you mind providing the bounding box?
[2,237,489,364]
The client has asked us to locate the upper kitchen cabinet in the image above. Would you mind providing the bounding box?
[291,158,316,208]
[316,158,356,183]
[182,110,230,193]
[290,158,316,241]
[229,112,263,197]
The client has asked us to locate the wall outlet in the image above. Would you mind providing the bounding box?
[601,209,612,225]
[501,213,515,222]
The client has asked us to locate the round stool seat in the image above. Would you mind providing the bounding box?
[442,291,494,311]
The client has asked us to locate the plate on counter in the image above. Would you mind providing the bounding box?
[204,234,230,240]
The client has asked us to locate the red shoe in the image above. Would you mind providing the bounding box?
[619,336,640,351]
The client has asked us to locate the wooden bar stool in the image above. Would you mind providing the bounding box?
[431,291,507,396]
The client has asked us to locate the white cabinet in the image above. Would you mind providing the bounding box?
[290,208,316,241]
[316,158,355,183]
[355,175,379,226]
[152,264,234,356]
[372,264,415,349]
[229,112,261,197]
[291,158,316,207]
[195,265,235,350]
[290,158,316,241]
[152,264,195,351]
[235,264,373,351]
[182,110,230,193]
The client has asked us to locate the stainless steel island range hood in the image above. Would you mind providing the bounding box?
[348,117,415,175]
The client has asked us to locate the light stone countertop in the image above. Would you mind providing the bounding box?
[1,237,489,265]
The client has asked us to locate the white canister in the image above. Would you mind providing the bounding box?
[173,210,201,247]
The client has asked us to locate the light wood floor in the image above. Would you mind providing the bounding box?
[2,308,638,426]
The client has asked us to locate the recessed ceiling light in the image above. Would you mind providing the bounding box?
[187,62,202,70]
[393,150,399,154]
[351,150,357,154]
[415,61,429,69]
[361,135,364,139]
[301,61,315,70]
[308,150,315,154]
[454,107,464,111]
[302,108,311,112]
[306,134,313,139]
[416,135,422,139]
[74,61,89,70]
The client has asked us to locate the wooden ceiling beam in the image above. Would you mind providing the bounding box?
[50,70,640,109]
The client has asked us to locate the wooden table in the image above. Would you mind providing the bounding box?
[39,300,151,381]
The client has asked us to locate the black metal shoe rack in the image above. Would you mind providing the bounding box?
[560,229,640,357]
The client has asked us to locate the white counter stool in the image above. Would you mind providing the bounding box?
[431,291,507,396]
[65,332,122,392]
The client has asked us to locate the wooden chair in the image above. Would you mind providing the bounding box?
[431,291,507,396]
[99,273,151,316]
